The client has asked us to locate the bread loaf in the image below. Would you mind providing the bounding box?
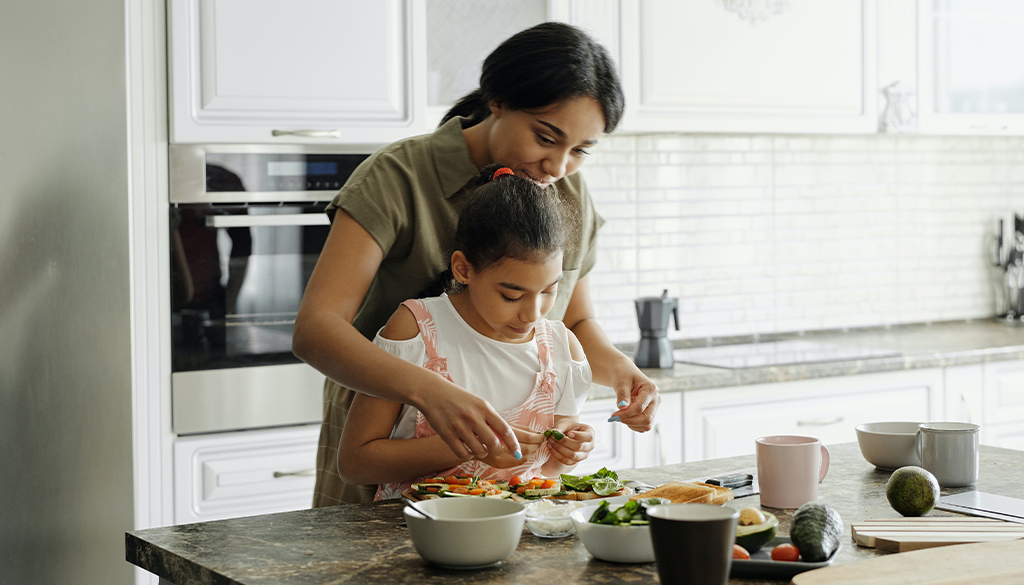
[629,481,734,505]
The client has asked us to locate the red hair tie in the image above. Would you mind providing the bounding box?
[491,167,515,180]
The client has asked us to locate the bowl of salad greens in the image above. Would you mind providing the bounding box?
[570,497,670,563]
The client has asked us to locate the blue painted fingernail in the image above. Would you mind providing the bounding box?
[607,416,620,423]
[513,450,522,460]
[618,400,628,407]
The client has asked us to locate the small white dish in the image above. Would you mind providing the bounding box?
[570,498,670,564]
[404,497,525,569]
[524,499,586,538]
[855,421,924,470]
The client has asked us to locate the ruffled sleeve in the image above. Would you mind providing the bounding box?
[373,327,428,366]
[554,355,592,416]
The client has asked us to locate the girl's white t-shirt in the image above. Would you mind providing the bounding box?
[374,294,592,440]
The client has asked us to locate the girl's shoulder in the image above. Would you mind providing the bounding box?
[379,302,421,342]
[543,319,587,362]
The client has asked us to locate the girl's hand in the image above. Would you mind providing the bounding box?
[545,421,595,467]
[607,362,661,433]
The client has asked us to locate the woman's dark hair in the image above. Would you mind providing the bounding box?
[441,22,624,133]
[451,164,575,287]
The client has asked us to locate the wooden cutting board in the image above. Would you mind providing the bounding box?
[792,538,1024,585]
[852,517,1024,552]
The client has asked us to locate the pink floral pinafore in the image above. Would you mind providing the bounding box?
[376,299,558,500]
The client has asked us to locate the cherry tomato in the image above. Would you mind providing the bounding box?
[450,486,469,494]
[732,544,751,560]
[770,543,800,562]
[444,475,459,485]
[541,479,558,489]
[509,475,523,487]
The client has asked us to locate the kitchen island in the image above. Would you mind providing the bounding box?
[126,443,1024,584]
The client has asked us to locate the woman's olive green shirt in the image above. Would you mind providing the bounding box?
[312,116,604,506]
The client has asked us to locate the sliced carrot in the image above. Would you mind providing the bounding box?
[541,479,557,489]
[469,488,485,495]
[425,486,440,493]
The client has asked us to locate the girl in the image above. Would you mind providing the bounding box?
[337,166,593,499]
[294,21,661,506]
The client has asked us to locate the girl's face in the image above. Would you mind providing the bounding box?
[486,96,605,189]
[451,251,564,344]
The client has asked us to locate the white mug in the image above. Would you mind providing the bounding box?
[756,435,830,509]
[916,422,980,487]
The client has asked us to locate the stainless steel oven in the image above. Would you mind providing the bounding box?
[169,144,371,434]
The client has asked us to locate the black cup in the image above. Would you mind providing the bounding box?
[648,504,739,585]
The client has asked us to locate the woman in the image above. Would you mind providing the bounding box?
[293,22,661,506]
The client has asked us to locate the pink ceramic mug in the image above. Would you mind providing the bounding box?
[756,435,830,509]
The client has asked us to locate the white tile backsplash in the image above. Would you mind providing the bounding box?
[586,134,1022,344]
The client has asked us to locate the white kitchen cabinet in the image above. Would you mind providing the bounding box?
[173,425,319,524]
[168,0,426,144]
[981,421,1024,451]
[681,369,945,462]
[575,390,683,475]
[614,0,878,134]
[982,360,1024,429]
[918,0,1024,135]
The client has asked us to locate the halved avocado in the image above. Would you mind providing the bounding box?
[735,511,778,554]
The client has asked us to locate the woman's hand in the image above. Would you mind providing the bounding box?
[545,419,595,468]
[606,361,661,432]
[415,382,523,461]
[476,424,544,469]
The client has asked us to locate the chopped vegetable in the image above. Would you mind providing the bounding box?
[770,543,800,562]
[509,475,523,487]
[560,468,626,496]
[732,544,751,560]
[738,507,766,526]
[587,498,664,526]
[543,429,565,440]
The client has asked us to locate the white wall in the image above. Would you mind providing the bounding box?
[586,134,1023,344]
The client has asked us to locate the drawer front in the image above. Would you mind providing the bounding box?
[683,370,944,462]
[982,421,1024,451]
[174,426,319,524]
[983,361,1024,425]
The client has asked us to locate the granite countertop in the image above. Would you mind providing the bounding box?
[126,443,1024,585]
[592,319,1024,400]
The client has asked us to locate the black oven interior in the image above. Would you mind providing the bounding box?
[170,202,330,372]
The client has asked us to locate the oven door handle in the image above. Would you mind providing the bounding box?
[205,214,330,228]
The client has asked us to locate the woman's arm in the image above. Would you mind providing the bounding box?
[561,274,661,432]
[293,211,520,459]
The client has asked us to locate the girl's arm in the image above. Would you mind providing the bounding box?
[562,274,661,432]
[338,392,470,485]
[293,211,520,460]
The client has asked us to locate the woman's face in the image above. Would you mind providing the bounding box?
[486,96,605,189]
[452,251,564,344]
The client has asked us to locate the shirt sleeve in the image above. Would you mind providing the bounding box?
[554,356,592,416]
[373,327,427,366]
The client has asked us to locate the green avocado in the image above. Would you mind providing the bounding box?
[789,502,843,562]
[886,466,940,517]
[735,511,778,553]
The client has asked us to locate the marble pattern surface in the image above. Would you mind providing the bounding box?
[126,444,1024,585]
[591,319,1024,400]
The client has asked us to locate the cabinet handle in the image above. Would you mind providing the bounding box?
[273,469,316,478]
[271,129,341,138]
[206,214,329,228]
[796,415,844,427]
[969,124,1009,131]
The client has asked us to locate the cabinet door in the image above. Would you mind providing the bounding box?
[982,360,1024,426]
[169,0,426,144]
[617,0,877,134]
[918,0,1024,135]
[682,369,944,462]
[173,425,319,524]
[575,396,634,475]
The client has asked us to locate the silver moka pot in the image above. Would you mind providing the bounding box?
[634,290,680,369]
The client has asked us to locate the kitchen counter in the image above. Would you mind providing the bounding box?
[126,443,1024,584]
[596,319,1024,399]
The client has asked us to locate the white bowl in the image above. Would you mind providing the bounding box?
[404,498,525,569]
[571,502,660,563]
[524,499,586,538]
[855,421,924,470]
